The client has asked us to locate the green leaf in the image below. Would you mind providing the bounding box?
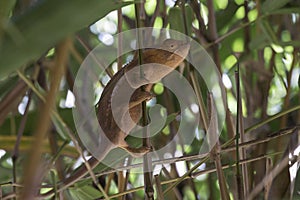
[262,0,290,13]
[268,7,300,15]
[0,0,16,20]
[215,1,239,31]
[259,19,279,45]
[169,5,193,37]
[0,108,75,136]
[0,0,130,79]
[0,135,78,158]
[69,185,102,200]
[248,21,276,50]
[51,112,71,141]
[279,40,300,47]
[0,75,18,97]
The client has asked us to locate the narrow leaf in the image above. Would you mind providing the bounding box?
[0,0,130,78]
[262,0,290,13]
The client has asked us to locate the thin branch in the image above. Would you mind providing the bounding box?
[248,153,300,200]
[89,151,284,200]
[235,68,244,199]
[134,1,154,199]
[76,35,114,78]
[12,90,32,199]
[245,105,300,133]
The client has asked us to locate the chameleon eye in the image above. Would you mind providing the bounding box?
[170,43,177,49]
[163,39,178,50]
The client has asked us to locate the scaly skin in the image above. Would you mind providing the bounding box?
[61,39,190,189]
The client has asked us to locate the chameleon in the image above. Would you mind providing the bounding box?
[61,38,190,189]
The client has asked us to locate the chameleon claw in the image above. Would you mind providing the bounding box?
[123,145,152,157]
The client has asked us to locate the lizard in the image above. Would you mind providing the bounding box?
[61,38,190,189]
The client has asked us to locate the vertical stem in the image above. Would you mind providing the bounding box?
[134,2,154,199]
[206,1,231,198]
[235,67,244,199]
[179,3,200,198]
[238,66,249,198]
[12,90,32,200]
[208,93,230,200]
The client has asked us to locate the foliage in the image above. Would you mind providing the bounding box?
[0,0,299,199]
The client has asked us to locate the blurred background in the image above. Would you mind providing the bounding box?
[0,0,299,199]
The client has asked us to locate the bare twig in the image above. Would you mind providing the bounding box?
[235,68,244,199]
[0,80,28,126]
[12,90,32,199]
[76,35,114,78]
[248,153,300,200]
[208,93,230,200]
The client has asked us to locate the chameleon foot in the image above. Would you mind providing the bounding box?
[123,145,152,157]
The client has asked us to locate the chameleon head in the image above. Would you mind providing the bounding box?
[162,38,190,55]
[151,39,190,68]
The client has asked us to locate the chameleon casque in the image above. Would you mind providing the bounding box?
[62,39,190,188]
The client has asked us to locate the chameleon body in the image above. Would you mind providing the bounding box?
[62,39,190,188]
